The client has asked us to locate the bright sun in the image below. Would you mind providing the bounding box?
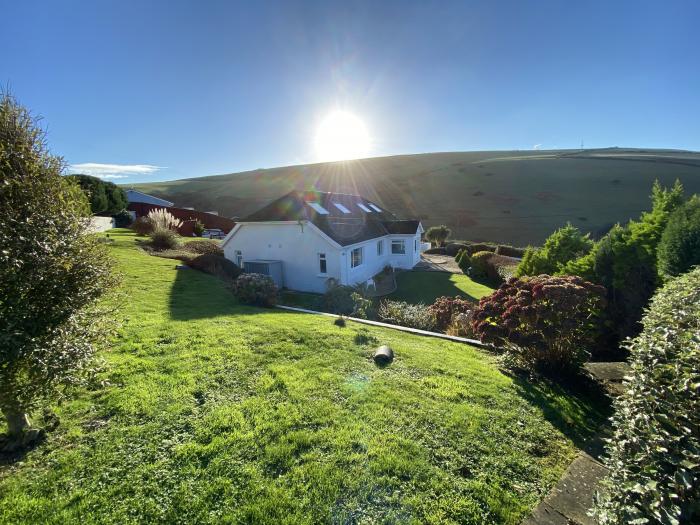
[315,111,370,162]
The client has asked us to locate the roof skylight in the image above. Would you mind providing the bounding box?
[333,202,351,214]
[369,204,382,212]
[357,203,372,212]
[307,202,329,215]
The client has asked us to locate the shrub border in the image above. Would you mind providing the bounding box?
[275,304,492,349]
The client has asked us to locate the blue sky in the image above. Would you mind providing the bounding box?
[3,0,699,182]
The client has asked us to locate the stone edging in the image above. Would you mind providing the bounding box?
[274,304,491,349]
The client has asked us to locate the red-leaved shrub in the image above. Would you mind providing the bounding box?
[428,296,474,332]
[472,275,606,376]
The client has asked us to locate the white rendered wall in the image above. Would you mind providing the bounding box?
[223,222,342,293]
[224,223,423,293]
[86,216,116,233]
[342,232,423,287]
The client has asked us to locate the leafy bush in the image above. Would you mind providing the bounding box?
[465,243,496,256]
[594,267,700,525]
[446,312,476,338]
[0,93,117,443]
[147,208,182,231]
[377,300,436,331]
[193,220,205,237]
[424,247,447,255]
[131,216,153,235]
[495,245,526,258]
[148,228,180,251]
[428,296,474,332]
[232,273,277,307]
[350,292,374,319]
[456,248,470,274]
[188,254,241,281]
[561,180,685,345]
[425,225,451,247]
[485,254,520,283]
[469,251,493,279]
[471,275,607,376]
[113,210,133,228]
[445,242,468,257]
[322,285,373,318]
[516,223,593,277]
[657,195,700,278]
[184,240,223,256]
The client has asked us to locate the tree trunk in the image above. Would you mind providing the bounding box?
[1,405,31,438]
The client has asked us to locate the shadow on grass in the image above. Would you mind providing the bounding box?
[391,271,486,304]
[168,265,258,321]
[510,372,612,451]
[0,432,46,467]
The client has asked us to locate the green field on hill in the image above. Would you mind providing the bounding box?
[0,231,606,524]
[131,148,700,246]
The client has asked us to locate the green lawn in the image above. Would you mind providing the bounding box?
[390,271,495,304]
[0,230,605,524]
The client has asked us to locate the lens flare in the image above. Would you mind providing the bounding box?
[315,111,370,162]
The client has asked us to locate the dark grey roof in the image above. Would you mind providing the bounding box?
[243,191,420,246]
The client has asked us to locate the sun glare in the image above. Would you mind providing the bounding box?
[315,111,370,162]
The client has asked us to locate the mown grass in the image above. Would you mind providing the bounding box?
[389,271,494,305]
[0,230,605,524]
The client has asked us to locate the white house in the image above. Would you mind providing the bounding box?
[221,191,426,293]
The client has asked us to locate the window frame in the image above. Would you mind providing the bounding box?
[318,252,327,274]
[234,250,243,267]
[377,240,383,256]
[351,247,364,268]
[391,240,406,255]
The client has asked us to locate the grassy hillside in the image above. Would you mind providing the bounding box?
[131,148,700,246]
[0,231,605,524]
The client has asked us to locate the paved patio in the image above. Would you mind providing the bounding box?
[416,253,463,273]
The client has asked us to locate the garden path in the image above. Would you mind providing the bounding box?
[523,362,630,525]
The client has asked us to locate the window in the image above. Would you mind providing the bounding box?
[307,201,329,214]
[414,239,418,251]
[369,204,382,212]
[333,202,351,214]
[319,253,327,274]
[377,240,383,256]
[391,240,405,254]
[351,247,363,268]
[357,203,371,213]
[234,250,243,267]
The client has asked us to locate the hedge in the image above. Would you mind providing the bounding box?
[445,242,469,257]
[657,195,700,278]
[594,267,700,524]
[495,245,526,258]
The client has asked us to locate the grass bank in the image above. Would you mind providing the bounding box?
[0,230,604,524]
[389,271,494,304]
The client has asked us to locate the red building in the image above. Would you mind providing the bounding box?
[127,202,236,236]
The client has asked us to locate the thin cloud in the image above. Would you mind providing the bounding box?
[69,162,165,179]
[533,144,542,150]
